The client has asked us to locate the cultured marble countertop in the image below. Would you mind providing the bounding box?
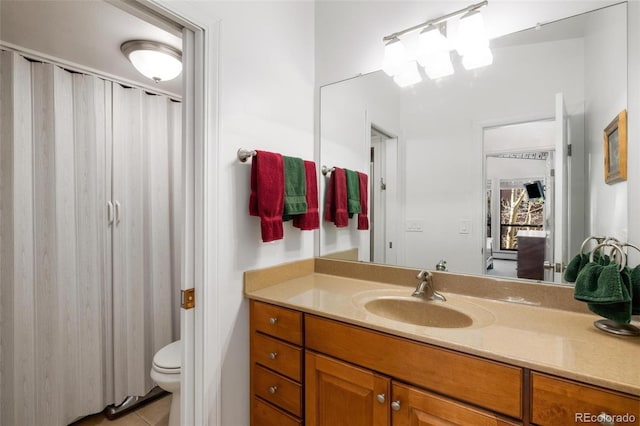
[246,273,640,396]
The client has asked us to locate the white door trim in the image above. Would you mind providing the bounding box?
[136,1,216,424]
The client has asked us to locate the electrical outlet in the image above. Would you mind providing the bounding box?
[459,220,471,234]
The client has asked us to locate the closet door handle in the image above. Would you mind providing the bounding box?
[107,201,114,225]
[114,201,121,225]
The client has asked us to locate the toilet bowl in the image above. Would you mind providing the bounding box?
[151,340,181,426]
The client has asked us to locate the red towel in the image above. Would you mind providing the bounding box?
[324,167,348,227]
[357,172,369,230]
[249,150,285,242]
[293,161,319,230]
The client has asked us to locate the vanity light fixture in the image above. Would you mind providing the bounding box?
[418,24,454,79]
[381,0,491,87]
[382,37,409,77]
[121,40,182,83]
[457,9,493,70]
[393,60,422,88]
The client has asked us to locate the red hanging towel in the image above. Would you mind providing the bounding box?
[357,172,369,230]
[324,167,348,227]
[293,161,319,230]
[249,150,285,242]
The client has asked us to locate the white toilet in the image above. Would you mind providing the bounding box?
[151,340,181,426]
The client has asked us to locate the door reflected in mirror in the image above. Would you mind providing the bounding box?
[318,3,628,285]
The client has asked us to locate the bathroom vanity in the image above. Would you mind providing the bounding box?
[245,259,640,426]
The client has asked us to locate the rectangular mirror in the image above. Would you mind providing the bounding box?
[319,3,628,285]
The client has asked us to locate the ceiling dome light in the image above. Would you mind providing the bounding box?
[121,40,182,82]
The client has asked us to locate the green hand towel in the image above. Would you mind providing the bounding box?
[574,262,633,323]
[627,265,640,315]
[282,156,307,221]
[345,169,361,218]
[564,253,590,283]
[564,251,602,282]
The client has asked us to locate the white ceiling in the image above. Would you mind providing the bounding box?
[0,0,183,97]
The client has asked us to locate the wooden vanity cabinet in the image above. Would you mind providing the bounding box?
[249,300,639,426]
[305,350,520,426]
[305,315,523,420]
[250,301,303,426]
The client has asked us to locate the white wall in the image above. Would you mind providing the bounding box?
[320,71,401,260]
[484,120,555,153]
[584,3,628,241]
[157,2,315,425]
[628,2,640,266]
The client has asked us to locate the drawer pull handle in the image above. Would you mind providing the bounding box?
[391,401,401,412]
[598,413,614,426]
[268,352,278,360]
[269,317,278,325]
[268,386,278,394]
[376,393,385,404]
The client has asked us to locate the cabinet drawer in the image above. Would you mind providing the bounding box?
[305,315,522,419]
[252,332,302,381]
[252,300,303,345]
[254,364,302,417]
[531,373,640,426]
[253,397,301,426]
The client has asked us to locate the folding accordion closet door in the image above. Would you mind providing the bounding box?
[0,50,181,426]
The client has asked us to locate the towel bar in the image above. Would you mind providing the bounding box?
[237,148,257,162]
[321,165,335,176]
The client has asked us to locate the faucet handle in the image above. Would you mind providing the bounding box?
[416,270,428,280]
[435,260,447,271]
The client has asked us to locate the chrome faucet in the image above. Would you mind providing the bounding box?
[412,270,446,302]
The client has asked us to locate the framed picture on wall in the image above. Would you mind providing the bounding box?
[604,109,627,184]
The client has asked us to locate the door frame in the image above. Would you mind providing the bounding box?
[126,1,214,424]
[476,113,555,278]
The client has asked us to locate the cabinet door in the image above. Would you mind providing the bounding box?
[306,351,390,426]
[392,382,519,426]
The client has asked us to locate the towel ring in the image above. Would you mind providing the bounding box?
[589,242,626,272]
[620,242,640,255]
[579,236,607,254]
[604,237,623,263]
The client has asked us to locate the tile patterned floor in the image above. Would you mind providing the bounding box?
[72,395,171,426]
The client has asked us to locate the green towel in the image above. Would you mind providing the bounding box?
[564,253,590,282]
[574,262,633,323]
[282,156,307,221]
[626,265,640,315]
[345,169,361,218]
[564,251,603,282]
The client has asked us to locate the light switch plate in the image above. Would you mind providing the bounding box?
[406,220,424,232]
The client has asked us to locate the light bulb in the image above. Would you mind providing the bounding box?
[382,38,408,77]
[418,26,454,79]
[392,61,422,87]
[462,46,493,70]
[456,10,489,57]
